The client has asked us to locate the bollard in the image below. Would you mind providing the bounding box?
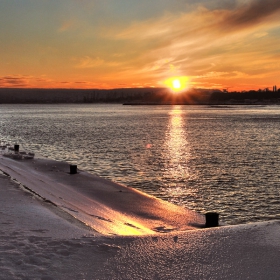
[205,212,219,228]
[70,164,77,174]
[14,144,19,152]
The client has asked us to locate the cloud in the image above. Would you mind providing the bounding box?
[112,1,280,43]
[58,19,77,32]
[95,0,279,89]
[74,55,122,69]
[0,75,59,88]
[75,56,105,68]
[253,31,268,38]
[2,1,279,90]
[0,75,31,87]
[223,0,280,30]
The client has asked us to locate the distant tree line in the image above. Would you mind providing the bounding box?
[0,87,279,104]
[210,90,280,103]
[0,88,212,104]
[0,88,158,103]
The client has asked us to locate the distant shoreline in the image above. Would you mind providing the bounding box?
[122,102,280,106]
[1,87,280,105]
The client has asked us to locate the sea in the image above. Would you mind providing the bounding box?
[1,104,280,225]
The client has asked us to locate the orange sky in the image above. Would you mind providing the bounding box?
[1,0,280,91]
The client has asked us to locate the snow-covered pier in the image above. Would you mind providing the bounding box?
[1,150,280,279]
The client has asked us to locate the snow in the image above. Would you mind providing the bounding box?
[0,155,205,235]
[1,153,280,279]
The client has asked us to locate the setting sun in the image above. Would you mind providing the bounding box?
[164,76,189,92]
[173,79,181,89]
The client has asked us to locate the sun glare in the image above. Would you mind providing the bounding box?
[164,76,189,93]
[173,79,181,89]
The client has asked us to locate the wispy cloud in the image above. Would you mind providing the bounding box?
[0,75,31,87]
[223,0,280,30]
[97,0,280,89]
[112,1,280,42]
[1,0,280,89]
[58,20,77,32]
[0,75,67,88]
[75,56,105,68]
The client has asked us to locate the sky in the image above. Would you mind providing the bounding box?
[0,0,280,91]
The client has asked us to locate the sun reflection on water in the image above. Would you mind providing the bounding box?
[162,106,202,208]
[165,106,188,173]
[162,106,193,199]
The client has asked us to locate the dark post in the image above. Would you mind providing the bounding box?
[205,212,219,227]
[70,164,77,174]
[14,144,19,152]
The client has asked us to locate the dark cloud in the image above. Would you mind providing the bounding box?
[0,76,30,87]
[224,0,280,29]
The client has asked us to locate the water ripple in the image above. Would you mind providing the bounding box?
[1,104,280,225]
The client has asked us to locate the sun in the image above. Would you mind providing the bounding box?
[172,79,181,89]
[164,76,189,93]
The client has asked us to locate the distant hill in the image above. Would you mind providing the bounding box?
[209,90,280,104]
[0,88,161,103]
[0,88,215,104]
[1,87,279,104]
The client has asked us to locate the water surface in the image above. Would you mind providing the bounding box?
[1,104,280,224]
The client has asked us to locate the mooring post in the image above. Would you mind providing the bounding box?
[14,144,19,153]
[205,212,219,227]
[70,164,77,174]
